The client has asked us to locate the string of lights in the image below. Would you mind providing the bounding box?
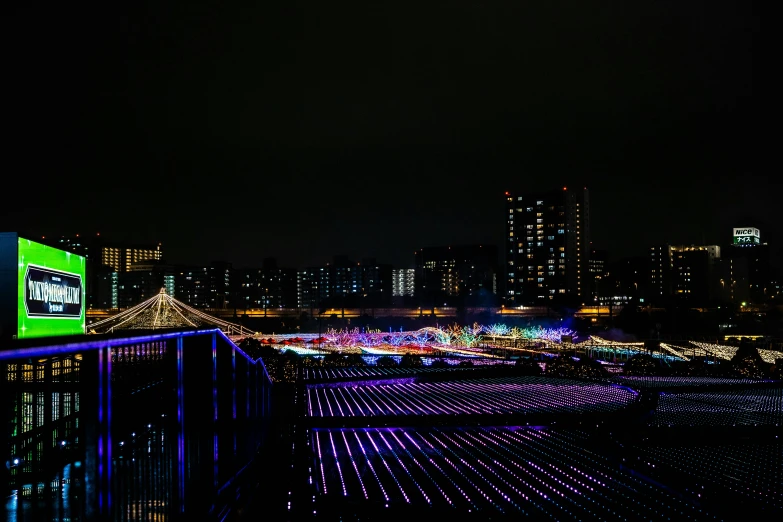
[87,289,252,336]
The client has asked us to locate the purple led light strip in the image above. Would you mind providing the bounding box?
[353,430,389,502]
[105,346,112,514]
[426,429,508,511]
[177,337,186,513]
[403,430,476,510]
[97,347,104,514]
[365,430,407,502]
[341,431,367,499]
[213,333,218,488]
[387,430,444,505]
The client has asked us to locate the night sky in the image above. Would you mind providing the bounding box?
[2,2,770,269]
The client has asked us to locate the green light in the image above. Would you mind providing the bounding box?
[17,238,86,339]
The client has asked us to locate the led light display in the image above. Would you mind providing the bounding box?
[16,236,86,338]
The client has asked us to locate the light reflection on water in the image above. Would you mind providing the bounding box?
[112,423,172,522]
[4,462,81,522]
[4,423,173,522]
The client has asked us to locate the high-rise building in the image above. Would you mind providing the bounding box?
[93,266,118,309]
[414,245,498,307]
[358,258,393,308]
[604,256,649,301]
[101,243,163,273]
[173,262,233,309]
[175,266,210,308]
[722,227,774,303]
[588,248,608,301]
[117,261,174,308]
[296,257,394,313]
[297,267,331,313]
[392,269,415,298]
[504,187,590,304]
[236,258,298,311]
[649,245,720,304]
[39,234,163,309]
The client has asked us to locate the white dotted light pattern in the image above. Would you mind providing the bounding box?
[306,377,636,418]
[652,389,783,427]
[311,427,720,519]
[638,443,783,512]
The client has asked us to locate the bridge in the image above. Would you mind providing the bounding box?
[1,328,272,521]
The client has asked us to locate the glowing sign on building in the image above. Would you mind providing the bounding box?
[732,227,761,246]
[1,233,86,340]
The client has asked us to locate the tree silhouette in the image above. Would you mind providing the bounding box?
[376,356,398,367]
[729,340,767,379]
[623,354,658,376]
[514,358,543,376]
[400,353,423,368]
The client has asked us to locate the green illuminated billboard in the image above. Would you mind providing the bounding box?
[732,227,761,246]
[16,237,86,339]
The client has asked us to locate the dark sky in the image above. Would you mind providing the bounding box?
[2,2,770,269]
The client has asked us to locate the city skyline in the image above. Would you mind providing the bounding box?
[6,196,780,271]
[2,2,769,270]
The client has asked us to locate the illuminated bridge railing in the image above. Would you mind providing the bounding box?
[1,328,272,522]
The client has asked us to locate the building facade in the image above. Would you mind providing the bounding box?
[236,258,298,311]
[504,187,590,305]
[722,227,774,303]
[117,261,175,308]
[296,257,394,313]
[40,234,163,309]
[414,245,498,308]
[392,268,416,303]
[173,262,233,309]
[650,245,720,305]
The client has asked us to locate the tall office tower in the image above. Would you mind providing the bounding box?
[504,187,590,304]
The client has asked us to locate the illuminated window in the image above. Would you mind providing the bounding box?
[22,392,33,433]
[37,392,45,428]
[52,392,60,421]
